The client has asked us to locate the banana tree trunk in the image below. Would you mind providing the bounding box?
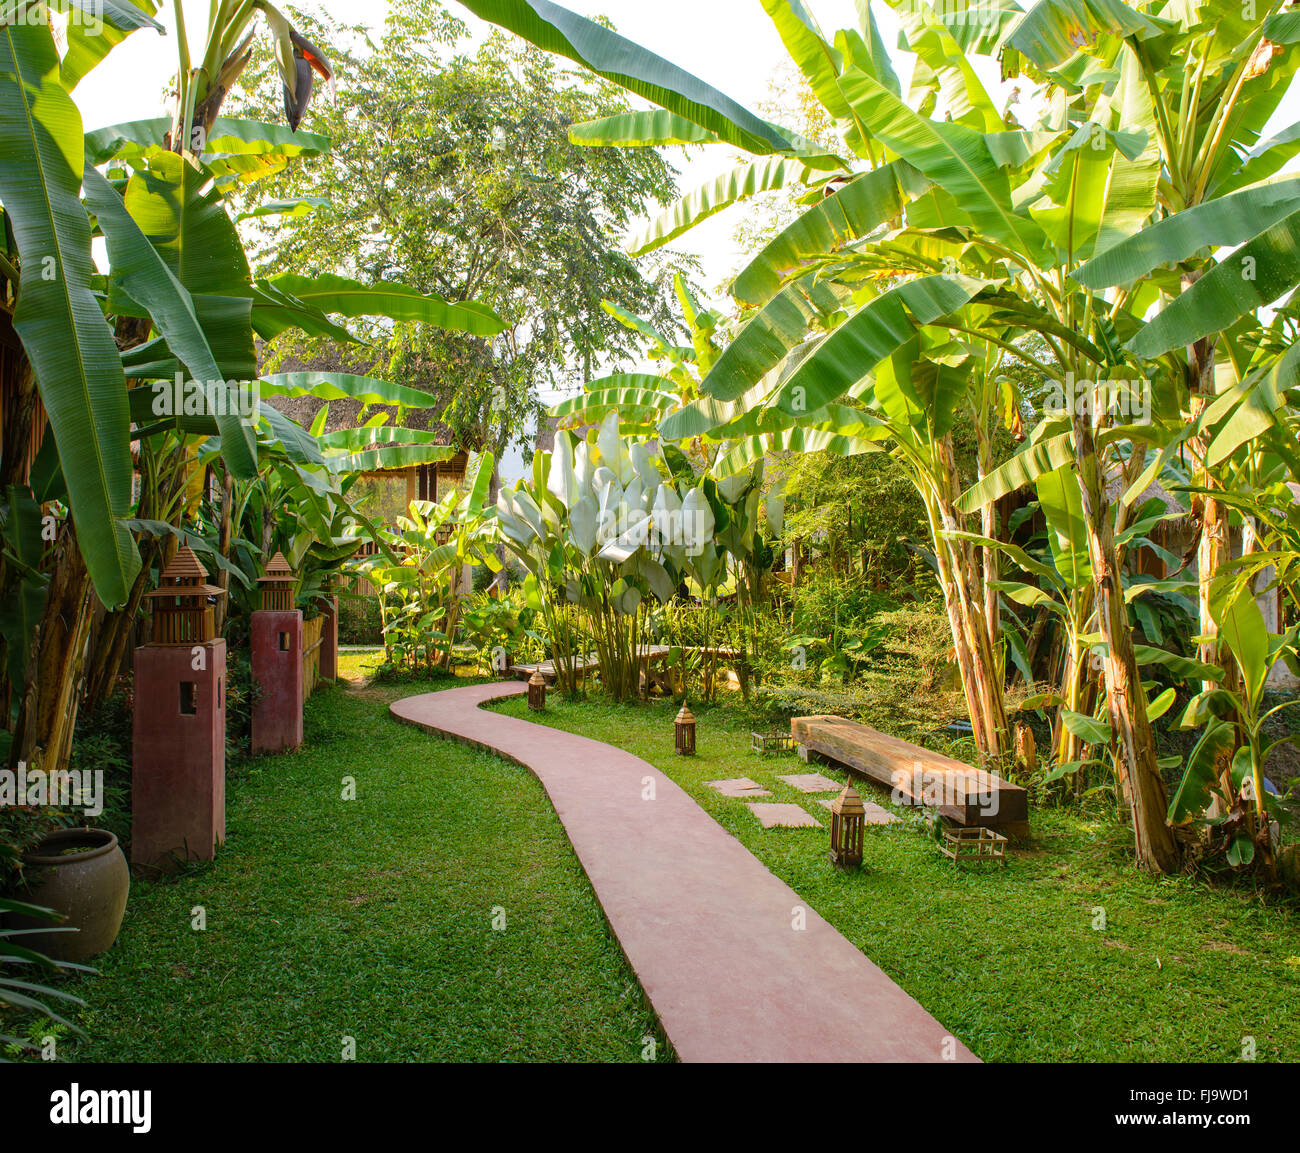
[930,437,1010,764]
[82,540,157,710]
[1,336,100,771]
[1073,417,1181,873]
[928,499,1010,764]
[1051,584,1096,768]
[214,466,235,636]
[981,504,999,644]
[1181,276,1229,680]
[977,423,1000,642]
[1015,605,1050,688]
[0,336,39,721]
[1052,649,1087,765]
[1184,276,1241,818]
[13,522,95,774]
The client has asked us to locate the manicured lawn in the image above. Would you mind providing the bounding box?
[69,660,667,1062]
[491,690,1300,1063]
[61,657,1300,1064]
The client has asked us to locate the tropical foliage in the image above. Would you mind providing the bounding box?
[463,0,1300,877]
[496,413,769,700]
[0,2,501,778]
[358,452,502,673]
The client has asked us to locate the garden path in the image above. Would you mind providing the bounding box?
[391,681,977,1063]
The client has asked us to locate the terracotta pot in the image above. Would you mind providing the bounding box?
[11,828,130,962]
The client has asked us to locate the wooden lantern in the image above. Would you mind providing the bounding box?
[829,784,865,869]
[527,670,546,711]
[257,550,297,611]
[674,704,696,756]
[143,546,224,646]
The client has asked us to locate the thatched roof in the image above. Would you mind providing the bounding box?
[1104,471,1189,516]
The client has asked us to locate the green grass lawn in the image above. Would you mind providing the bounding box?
[490,690,1300,1063]
[59,653,1300,1064]
[68,656,667,1062]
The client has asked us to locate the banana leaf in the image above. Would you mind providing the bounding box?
[731,159,931,307]
[457,0,799,155]
[1128,207,1300,357]
[0,21,139,604]
[629,156,813,255]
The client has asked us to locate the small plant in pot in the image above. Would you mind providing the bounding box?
[8,829,130,963]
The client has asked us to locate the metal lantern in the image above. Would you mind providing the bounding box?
[143,546,225,645]
[829,784,866,869]
[674,704,696,756]
[257,551,297,611]
[527,670,547,712]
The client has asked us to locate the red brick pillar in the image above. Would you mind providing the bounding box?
[319,595,339,682]
[250,609,303,754]
[132,639,226,868]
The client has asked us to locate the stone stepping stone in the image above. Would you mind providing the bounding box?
[818,798,899,825]
[706,777,772,798]
[745,803,822,829]
[777,772,842,794]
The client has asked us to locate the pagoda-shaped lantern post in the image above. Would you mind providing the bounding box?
[250,551,303,755]
[828,784,866,869]
[258,550,297,610]
[132,547,228,869]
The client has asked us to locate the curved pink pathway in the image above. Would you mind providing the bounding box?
[391,682,978,1064]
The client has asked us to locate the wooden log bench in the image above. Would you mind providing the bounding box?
[791,715,1029,836]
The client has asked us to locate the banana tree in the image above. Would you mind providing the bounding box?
[0,6,169,775]
[0,5,507,773]
[953,473,1213,788]
[358,452,500,673]
[168,0,334,153]
[1170,581,1299,878]
[552,274,723,466]
[985,0,1300,867]
[1,2,504,604]
[459,0,1300,872]
[455,0,1031,763]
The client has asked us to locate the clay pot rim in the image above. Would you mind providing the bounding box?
[23,827,120,867]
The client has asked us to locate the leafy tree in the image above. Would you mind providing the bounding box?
[228,0,695,458]
[773,449,933,587]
